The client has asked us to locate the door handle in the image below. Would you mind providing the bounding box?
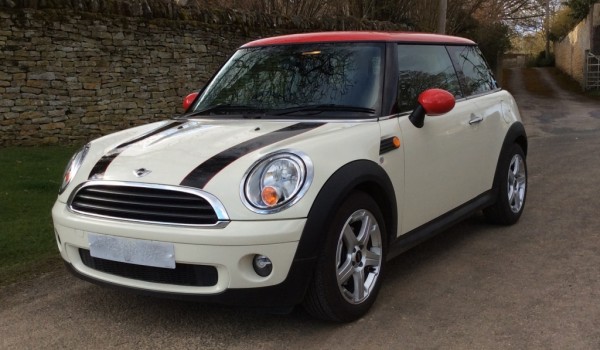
[469,114,483,125]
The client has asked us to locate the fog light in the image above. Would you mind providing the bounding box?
[252,255,273,277]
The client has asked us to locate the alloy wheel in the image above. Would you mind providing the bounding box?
[507,154,526,213]
[335,209,383,304]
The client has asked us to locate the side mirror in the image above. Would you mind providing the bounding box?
[408,89,456,128]
[183,92,199,111]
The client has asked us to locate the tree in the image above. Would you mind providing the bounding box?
[550,6,578,39]
[437,0,447,34]
[564,0,599,21]
[180,0,559,64]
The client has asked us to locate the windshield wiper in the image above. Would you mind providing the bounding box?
[181,104,266,118]
[180,103,376,118]
[272,104,376,116]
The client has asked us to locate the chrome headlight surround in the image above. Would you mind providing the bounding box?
[241,150,313,214]
[59,143,90,194]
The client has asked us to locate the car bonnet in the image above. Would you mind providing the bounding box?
[84,119,328,189]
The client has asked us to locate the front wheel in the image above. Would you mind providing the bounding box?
[484,144,527,225]
[303,191,386,322]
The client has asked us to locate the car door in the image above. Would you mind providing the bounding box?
[446,45,508,192]
[394,44,495,234]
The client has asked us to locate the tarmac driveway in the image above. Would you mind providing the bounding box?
[1,68,600,349]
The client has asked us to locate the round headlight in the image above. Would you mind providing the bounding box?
[242,151,313,213]
[59,144,90,194]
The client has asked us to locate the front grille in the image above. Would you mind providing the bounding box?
[69,183,219,225]
[79,249,218,287]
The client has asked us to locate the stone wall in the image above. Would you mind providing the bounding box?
[554,3,600,88]
[0,2,406,146]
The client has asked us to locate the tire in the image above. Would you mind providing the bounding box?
[484,144,527,225]
[303,191,386,322]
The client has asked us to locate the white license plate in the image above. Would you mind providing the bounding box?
[88,233,175,269]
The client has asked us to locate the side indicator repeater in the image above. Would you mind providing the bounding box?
[379,136,401,155]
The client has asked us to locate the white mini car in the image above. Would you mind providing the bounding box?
[52,31,527,322]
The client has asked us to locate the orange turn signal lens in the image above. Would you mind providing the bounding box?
[392,136,401,148]
[261,186,280,206]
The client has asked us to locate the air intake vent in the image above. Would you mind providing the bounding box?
[79,249,218,287]
[69,182,227,226]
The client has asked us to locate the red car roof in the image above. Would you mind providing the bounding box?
[242,31,476,48]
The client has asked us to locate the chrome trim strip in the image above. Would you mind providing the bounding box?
[67,180,230,228]
[378,114,400,121]
[462,88,501,100]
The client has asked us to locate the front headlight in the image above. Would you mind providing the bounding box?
[59,143,90,194]
[241,151,313,214]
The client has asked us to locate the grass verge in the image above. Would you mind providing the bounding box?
[0,146,77,286]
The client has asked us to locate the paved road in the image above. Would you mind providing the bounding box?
[2,68,600,349]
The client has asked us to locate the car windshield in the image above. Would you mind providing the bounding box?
[189,43,384,118]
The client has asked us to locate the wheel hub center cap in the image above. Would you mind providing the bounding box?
[355,250,362,263]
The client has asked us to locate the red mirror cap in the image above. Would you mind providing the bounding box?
[183,92,199,111]
[417,89,455,116]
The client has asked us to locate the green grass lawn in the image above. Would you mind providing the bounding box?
[0,146,77,286]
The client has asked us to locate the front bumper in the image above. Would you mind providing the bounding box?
[52,201,313,306]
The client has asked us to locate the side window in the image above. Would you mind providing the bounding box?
[396,44,462,113]
[447,45,497,96]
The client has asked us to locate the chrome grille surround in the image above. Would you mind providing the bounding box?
[67,180,229,228]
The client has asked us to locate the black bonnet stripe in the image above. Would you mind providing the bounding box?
[88,120,185,179]
[180,122,325,189]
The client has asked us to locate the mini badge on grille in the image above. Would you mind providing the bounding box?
[134,168,152,177]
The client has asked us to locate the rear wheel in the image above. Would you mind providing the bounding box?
[484,144,527,225]
[303,192,386,322]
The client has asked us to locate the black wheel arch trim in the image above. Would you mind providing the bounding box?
[491,122,528,190]
[295,160,398,261]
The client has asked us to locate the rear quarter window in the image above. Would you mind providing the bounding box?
[447,45,498,96]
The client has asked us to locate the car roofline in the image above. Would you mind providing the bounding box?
[241,31,476,48]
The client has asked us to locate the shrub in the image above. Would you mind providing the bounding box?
[532,50,555,67]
